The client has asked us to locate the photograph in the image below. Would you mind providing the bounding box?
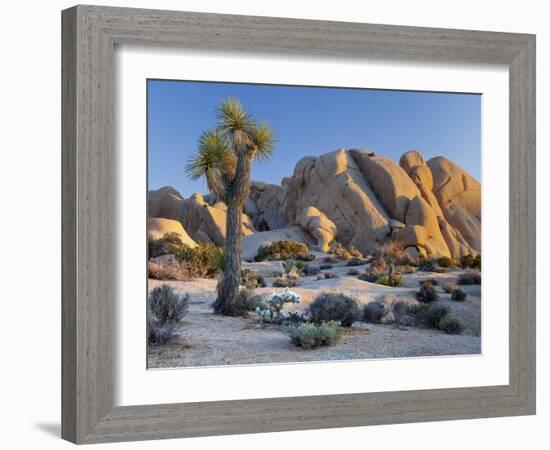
[146,79,482,369]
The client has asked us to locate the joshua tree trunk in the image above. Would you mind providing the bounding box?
[215,154,252,315]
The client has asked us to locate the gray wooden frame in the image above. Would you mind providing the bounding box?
[62,4,536,444]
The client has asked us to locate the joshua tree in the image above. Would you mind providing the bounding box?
[186,98,275,315]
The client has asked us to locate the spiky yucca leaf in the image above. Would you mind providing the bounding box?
[217,98,255,153]
[185,128,236,199]
[250,121,275,161]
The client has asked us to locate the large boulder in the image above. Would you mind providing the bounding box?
[428,156,481,252]
[182,193,254,246]
[404,196,451,258]
[147,217,197,248]
[284,149,391,254]
[148,186,186,221]
[247,181,288,230]
[399,150,444,218]
[350,150,420,223]
[400,150,480,258]
[241,226,314,261]
[296,206,337,252]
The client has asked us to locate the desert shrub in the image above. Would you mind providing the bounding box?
[323,271,338,279]
[442,281,457,294]
[284,311,308,325]
[398,264,417,274]
[256,288,301,323]
[346,259,364,267]
[233,288,266,316]
[460,253,481,269]
[309,293,361,327]
[420,278,439,286]
[148,232,187,258]
[273,272,300,287]
[348,245,364,259]
[416,283,438,303]
[458,272,482,285]
[332,243,352,260]
[369,254,387,271]
[303,264,320,276]
[294,261,305,271]
[255,240,309,261]
[363,301,387,323]
[323,255,338,264]
[437,256,458,268]
[451,288,467,302]
[392,301,416,326]
[347,268,360,276]
[240,269,266,289]
[297,253,316,262]
[418,257,436,271]
[148,284,189,325]
[439,315,465,334]
[148,316,177,347]
[376,272,402,287]
[174,242,224,278]
[415,303,450,328]
[147,261,188,281]
[358,272,379,283]
[320,264,334,270]
[288,321,342,349]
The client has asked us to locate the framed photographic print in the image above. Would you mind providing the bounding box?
[62,5,536,444]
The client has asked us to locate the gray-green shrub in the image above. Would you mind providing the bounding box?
[458,272,481,285]
[439,315,465,334]
[416,283,438,303]
[148,284,189,325]
[451,288,467,302]
[288,321,342,349]
[309,293,361,327]
[363,301,387,323]
[415,303,450,328]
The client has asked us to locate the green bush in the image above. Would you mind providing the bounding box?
[174,242,224,278]
[460,253,481,269]
[288,321,342,349]
[415,303,450,328]
[458,272,481,285]
[416,283,438,303]
[240,269,266,289]
[255,240,309,261]
[418,258,436,271]
[438,256,458,268]
[148,284,189,325]
[233,288,266,316]
[439,315,465,334]
[309,293,361,327]
[451,288,467,302]
[363,301,386,323]
[376,273,402,287]
[294,261,305,271]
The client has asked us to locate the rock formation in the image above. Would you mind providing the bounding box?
[296,206,337,252]
[148,148,480,260]
[147,217,197,248]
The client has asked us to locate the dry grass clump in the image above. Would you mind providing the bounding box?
[442,281,457,294]
[148,261,188,281]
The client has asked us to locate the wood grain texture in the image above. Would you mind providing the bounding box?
[61,4,536,444]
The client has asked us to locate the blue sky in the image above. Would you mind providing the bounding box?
[148,79,481,197]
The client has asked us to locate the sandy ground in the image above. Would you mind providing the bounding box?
[147,268,481,368]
